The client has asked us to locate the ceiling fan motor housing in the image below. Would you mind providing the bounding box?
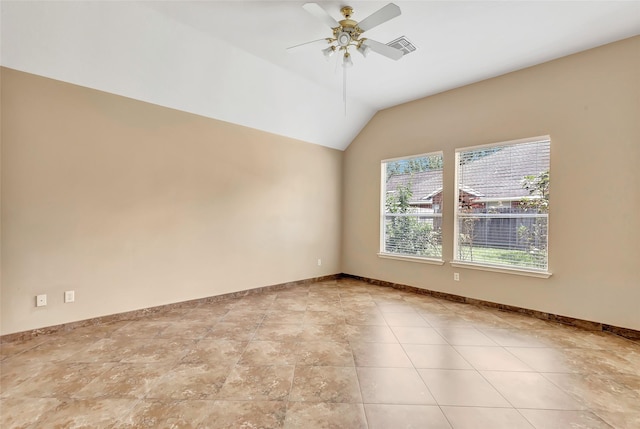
[335,19,363,48]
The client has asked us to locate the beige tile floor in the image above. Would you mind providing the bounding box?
[1,278,639,428]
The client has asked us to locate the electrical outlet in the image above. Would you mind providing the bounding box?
[454,272,460,281]
[64,290,75,303]
[317,259,322,266]
[36,294,47,307]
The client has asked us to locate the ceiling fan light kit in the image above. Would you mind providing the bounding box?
[357,43,371,58]
[322,45,336,59]
[343,51,353,68]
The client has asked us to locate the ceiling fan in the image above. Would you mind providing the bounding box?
[289,3,405,114]
[290,2,405,66]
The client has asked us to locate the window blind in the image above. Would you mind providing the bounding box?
[382,153,443,259]
[455,138,550,271]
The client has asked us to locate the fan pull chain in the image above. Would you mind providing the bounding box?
[343,65,347,116]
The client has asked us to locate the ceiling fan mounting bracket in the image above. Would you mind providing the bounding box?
[340,6,353,19]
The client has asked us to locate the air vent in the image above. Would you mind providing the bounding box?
[386,36,416,55]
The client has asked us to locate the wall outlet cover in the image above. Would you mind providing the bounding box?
[36,294,47,307]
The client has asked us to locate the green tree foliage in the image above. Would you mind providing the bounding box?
[458,147,502,165]
[386,155,443,179]
[520,170,549,213]
[518,170,550,266]
[385,183,441,257]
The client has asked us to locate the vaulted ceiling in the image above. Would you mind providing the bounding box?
[2,1,639,150]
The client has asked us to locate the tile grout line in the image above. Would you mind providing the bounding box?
[340,291,371,429]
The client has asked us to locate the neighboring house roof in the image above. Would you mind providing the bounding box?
[386,169,443,205]
[459,142,549,199]
[386,142,549,203]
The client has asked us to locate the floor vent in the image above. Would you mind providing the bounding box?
[386,36,417,55]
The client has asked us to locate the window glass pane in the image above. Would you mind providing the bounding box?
[456,139,550,270]
[382,153,443,259]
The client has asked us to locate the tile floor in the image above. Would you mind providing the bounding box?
[1,278,639,428]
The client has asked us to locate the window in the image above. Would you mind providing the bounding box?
[454,137,550,272]
[381,152,443,260]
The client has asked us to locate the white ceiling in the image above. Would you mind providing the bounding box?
[2,1,639,150]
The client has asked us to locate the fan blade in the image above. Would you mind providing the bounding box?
[302,3,340,29]
[358,3,401,32]
[362,39,404,61]
[287,38,330,50]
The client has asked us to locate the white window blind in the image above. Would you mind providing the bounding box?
[454,137,550,271]
[381,153,443,259]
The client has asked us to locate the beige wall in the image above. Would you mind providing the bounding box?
[0,68,343,335]
[2,37,639,336]
[342,36,640,330]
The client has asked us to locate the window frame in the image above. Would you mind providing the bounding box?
[452,136,551,277]
[379,151,445,264]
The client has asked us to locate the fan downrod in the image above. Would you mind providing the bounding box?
[338,5,359,35]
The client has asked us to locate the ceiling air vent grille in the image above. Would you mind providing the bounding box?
[386,36,416,55]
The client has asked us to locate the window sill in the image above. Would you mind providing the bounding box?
[450,261,552,278]
[378,253,445,265]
